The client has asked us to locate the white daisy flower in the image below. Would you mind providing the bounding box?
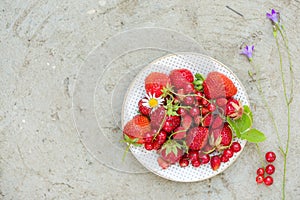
[142,93,164,110]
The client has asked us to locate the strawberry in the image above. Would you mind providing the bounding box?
[186,126,209,150]
[157,157,170,169]
[212,115,223,129]
[138,98,151,116]
[145,72,170,97]
[123,115,151,144]
[202,114,212,127]
[169,69,194,89]
[212,123,233,147]
[181,114,193,130]
[150,106,166,129]
[173,126,186,140]
[163,115,181,133]
[203,71,237,99]
[159,140,185,164]
[225,98,244,120]
[210,155,221,171]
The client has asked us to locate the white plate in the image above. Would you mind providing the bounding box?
[122,53,249,182]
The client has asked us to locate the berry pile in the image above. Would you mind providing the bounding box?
[256,151,276,186]
[123,68,245,171]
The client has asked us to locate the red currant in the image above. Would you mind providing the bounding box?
[265,164,275,175]
[144,142,154,151]
[179,157,189,167]
[220,154,229,163]
[265,151,276,162]
[191,158,201,167]
[183,96,194,106]
[264,176,273,186]
[156,131,167,144]
[256,175,264,184]
[201,99,209,106]
[223,149,234,158]
[183,83,195,94]
[195,91,203,102]
[207,103,216,112]
[177,107,188,116]
[199,153,210,164]
[188,150,199,161]
[230,142,241,153]
[144,131,154,143]
[256,168,264,176]
[189,106,200,117]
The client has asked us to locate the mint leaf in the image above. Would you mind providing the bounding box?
[227,117,241,138]
[241,129,266,143]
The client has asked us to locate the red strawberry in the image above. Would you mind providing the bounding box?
[181,114,193,130]
[212,123,233,147]
[186,126,209,150]
[159,140,185,164]
[145,72,170,97]
[210,155,221,171]
[163,115,181,133]
[150,106,166,129]
[173,126,186,139]
[202,114,212,127]
[138,98,152,116]
[169,69,194,89]
[123,115,151,144]
[225,98,244,120]
[203,71,237,99]
[157,157,170,169]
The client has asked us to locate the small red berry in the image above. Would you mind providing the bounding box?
[189,106,200,117]
[152,140,162,150]
[265,164,275,175]
[265,151,276,162]
[177,107,188,116]
[264,176,273,186]
[195,91,204,102]
[183,96,194,105]
[220,154,229,163]
[144,142,154,151]
[216,98,227,107]
[257,168,265,176]
[188,150,199,161]
[201,107,209,115]
[207,103,216,112]
[199,153,210,164]
[201,99,209,106]
[230,142,242,153]
[191,158,201,167]
[223,149,233,159]
[210,155,221,171]
[183,83,195,94]
[156,131,167,144]
[179,157,189,167]
[144,131,154,143]
[256,175,264,184]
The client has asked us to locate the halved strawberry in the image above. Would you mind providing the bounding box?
[186,126,209,150]
[145,72,170,97]
[203,71,237,99]
[123,115,151,144]
[169,69,194,89]
[159,140,185,164]
[211,123,233,147]
[173,126,186,140]
[181,114,193,130]
[225,98,244,120]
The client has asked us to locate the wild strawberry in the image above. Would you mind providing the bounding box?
[186,126,209,150]
[210,155,221,171]
[173,126,186,140]
[145,72,170,97]
[212,123,233,147]
[225,98,243,120]
[159,140,185,164]
[157,157,170,169]
[203,71,237,99]
[169,69,194,89]
[163,115,180,133]
[181,114,193,130]
[150,106,166,129]
[138,98,152,116]
[123,115,151,144]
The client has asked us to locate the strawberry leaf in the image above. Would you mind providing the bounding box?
[241,129,266,143]
[227,116,241,138]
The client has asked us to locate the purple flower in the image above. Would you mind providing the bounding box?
[266,9,279,24]
[241,45,254,61]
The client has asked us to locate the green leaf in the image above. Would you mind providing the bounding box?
[241,129,266,143]
[243,105,253,121]
[233,112,252,134]
[227,117,241,138]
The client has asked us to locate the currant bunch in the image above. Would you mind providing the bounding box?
[256,151,276,186]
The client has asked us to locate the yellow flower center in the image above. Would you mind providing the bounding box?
[148,98,158,108]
